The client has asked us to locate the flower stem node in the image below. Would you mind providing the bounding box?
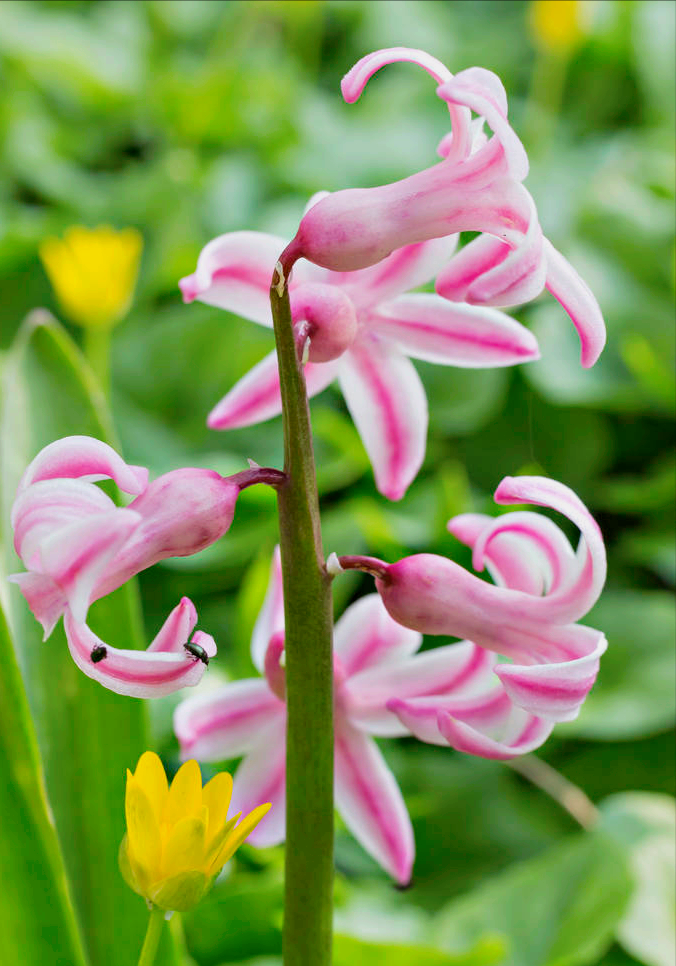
[119,752,270,913]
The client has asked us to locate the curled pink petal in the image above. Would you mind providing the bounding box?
[544,239,606,368]
[251,546,285,671]
[451,510,577,595]
[334,717,414,885]
[38,509,141,625]
[493,476,607,624]
[230,721,287,848]
[207,350,340,430]
[495,625,607,722]
[437,707,554,760]
[12,477,116,565]
[147,597,197,653]
[174,679,283,760]
[436,234,510,302]
[339,338,428,501]
[438,69,528,182]
[332,593,421,677]
[346,641,493,736]
[63,608,214,699]
[341,47,452,102]
[17,436,148,495]
[368,293,540,367]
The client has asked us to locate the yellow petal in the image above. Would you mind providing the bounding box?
[204,812,240,866]
[162,813,207,879]
[134,752,169,825]
[165,759,203,826]
[202,771,233,847]
[207,802,272,876]
[118,834,145,897]
[125,773,162,884]
[150,871,209,912]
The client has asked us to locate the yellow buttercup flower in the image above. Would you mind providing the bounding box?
[39,225,143,328]
[530,0,586,53]
[119,752,271,912]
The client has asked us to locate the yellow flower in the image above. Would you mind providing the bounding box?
[39,225,143,329]
[119,752,271,912]
[530,0,586,53]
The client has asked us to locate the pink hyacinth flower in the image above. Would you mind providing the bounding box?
[338,476,607,753]
[8,436,257,697]
[179,546,501,884]
[180,228,539,501]
[282,47,604,369]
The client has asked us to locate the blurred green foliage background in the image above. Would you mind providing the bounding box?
[0,2,673,965]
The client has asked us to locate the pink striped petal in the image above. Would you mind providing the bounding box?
[334,717,414,884]
[368,293,539,367]
[329,237,459,311]
[341,47,453,101]
[17,436,148,495]
[437,707,554,760]
[63,610,213,698]
[438,69,529,181]
[390,687,554,760]
[493,476,607,625]
[251,546,285,672]
[333,593,421,677]
[345,642,493,736]
[39,509,141,624]
[388,688,511,746]
[174,679,282,760]
[339,338,428,501]
[435,235,510,302]
[179,231,289,326]
[495,625,607,722]
[341,48,472,163]
[7,572,66,640]
[450,510,577,595]
[544,239,606,368]
[147,597,197,653]
[207,350,340,430]
[230,719,287,848]
[12,478,116,566]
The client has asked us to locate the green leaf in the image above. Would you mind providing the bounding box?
[334,934,505,966]
[560,591,675,740]
[0,600,89,966]
[0,313,177,966]
[434,832,633,966]
[601,793,676,966]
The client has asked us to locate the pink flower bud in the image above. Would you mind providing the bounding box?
[290,282,358,361]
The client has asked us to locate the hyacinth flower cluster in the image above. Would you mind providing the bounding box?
[9,435,282,697]
[9,43,609,966]
[174,476,606,884]
[180,51,604,502]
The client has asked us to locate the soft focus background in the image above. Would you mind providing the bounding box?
[0,2,674,965]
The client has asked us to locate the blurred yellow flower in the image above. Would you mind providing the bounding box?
[119,752,271,912]
[39,225,142,328]
[530,0,585,53]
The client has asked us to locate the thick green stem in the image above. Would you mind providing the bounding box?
[271,262,334,966]
[137,906,165,966]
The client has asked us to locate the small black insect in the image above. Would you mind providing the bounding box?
[90,645,108,663]
[184,642,209,666]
